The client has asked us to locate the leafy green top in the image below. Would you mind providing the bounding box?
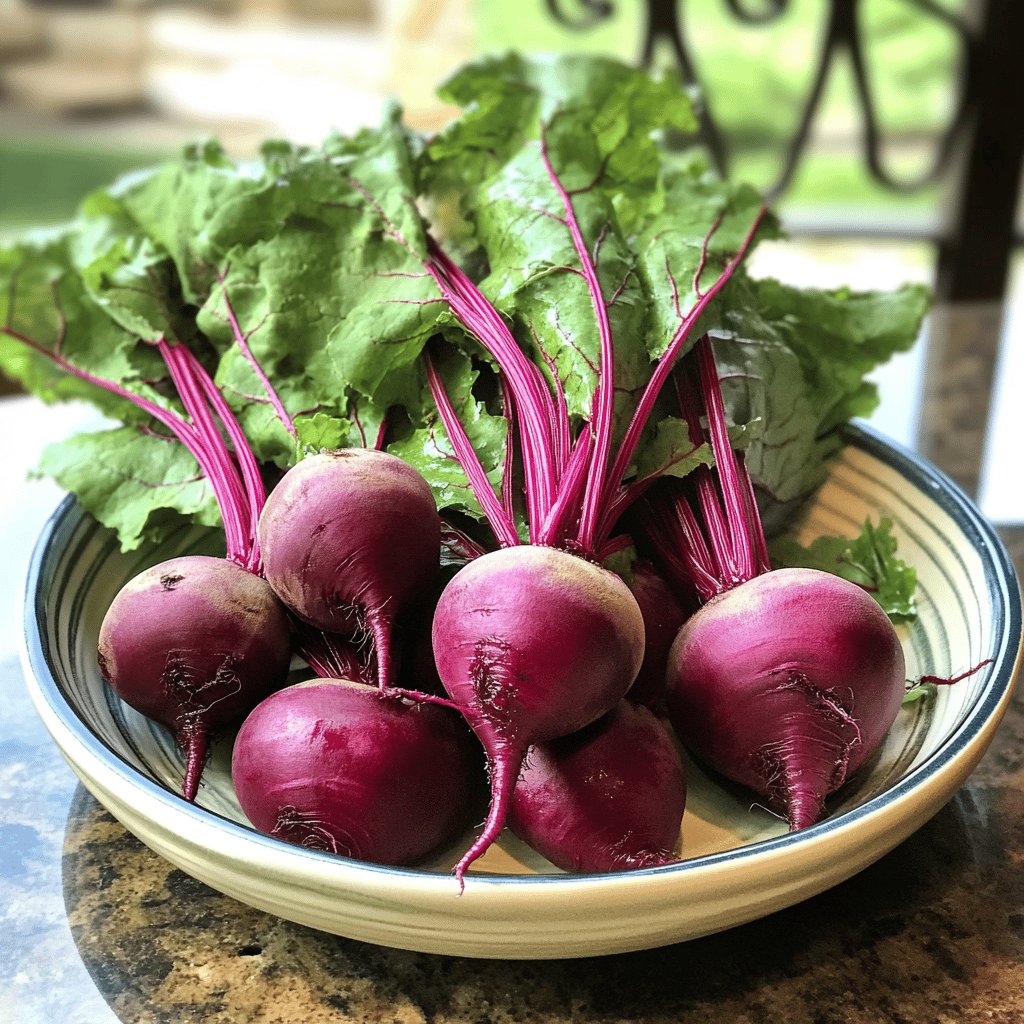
[0,54,928,566]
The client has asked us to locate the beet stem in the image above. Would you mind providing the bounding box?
[537,429,593,547]
[600,204,768,545]
[425,239,557,534]
[644,335,774,599]
[499,381,518,522]
[187,349,269,572]
[158,341,253,564]
[424,351,519,547]
[291,616,366,681]
[537,124,615,556]
[694,335,765,582]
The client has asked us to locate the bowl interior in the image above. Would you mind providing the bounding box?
[27,427,1020,878]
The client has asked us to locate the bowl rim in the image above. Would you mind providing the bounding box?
[20,421,1023,893]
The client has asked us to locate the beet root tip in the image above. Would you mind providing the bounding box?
[451,743,524,891]
[180,725,211,803]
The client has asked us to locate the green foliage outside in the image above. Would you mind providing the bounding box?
[0,0,964,238]
[0,139,166,238]
[476,0,964,215]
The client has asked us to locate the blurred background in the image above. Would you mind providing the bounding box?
[0,0,1020,524]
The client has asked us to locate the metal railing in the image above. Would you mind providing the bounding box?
[545,0,1023,303]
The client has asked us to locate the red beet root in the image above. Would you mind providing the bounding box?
[432,545,645,884]
[666,567,905,829]
[258,449,441,689]
[231,678,481,865]
[98,555,292,801]
[510,701,686,872]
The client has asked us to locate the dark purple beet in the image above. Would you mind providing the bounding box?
[626,560,691,709]
[666,567,906,830]
[97,554,292,801]
[432,545,646,884]
[510,701,685,873]
[258,449,441,689]
[231,678,482,866]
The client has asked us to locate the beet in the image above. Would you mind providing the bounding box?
[98,555,291,800]
[432,545,645,884]
[258,449,441,689]
[231,678,481,866]
[666,567,905,828]
[510,701,686,872]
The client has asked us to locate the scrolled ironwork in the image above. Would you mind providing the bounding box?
[723,0,790,25]
[545,0,616,30]
[549,0,976,201]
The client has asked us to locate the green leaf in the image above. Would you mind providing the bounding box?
[770,516,918,622]
[0,229,174,422]
[422,52,780,502]
[422,53,924,521]
[38,425,222,551]
[386,348,509,525]
[71,188,197,345]
[428,52,697,234]
[902,681,938,706]
[294,412,348,457]
[710,332,832,504]
[726,276,931,432]
[628,415,761,483]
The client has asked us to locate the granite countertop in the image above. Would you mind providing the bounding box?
[1,306,1022,1024]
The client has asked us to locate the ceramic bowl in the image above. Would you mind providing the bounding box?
[21,424,1022,959]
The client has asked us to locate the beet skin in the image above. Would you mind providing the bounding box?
[97,555,292,800]
[666,567,906,829]
[232,679,481,866]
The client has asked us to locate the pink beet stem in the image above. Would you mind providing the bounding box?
[694,334,765,582]
[157,340,254,565]
[0,320,270,567]
[499,381,518,522]
[424,352,519,548]
[532,331,572,474]
[426,239,557,536]
[537,125,615,556]
[0,324,201,452]
[183,348,269,572]
[643,335,774,599]
[536,429,594,547]
[218,269,297,440]
[638,489,721,602]
[599,204,768,549]
[373,413,389,452]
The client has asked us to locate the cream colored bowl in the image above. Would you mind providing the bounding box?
[21,424,1022,959]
